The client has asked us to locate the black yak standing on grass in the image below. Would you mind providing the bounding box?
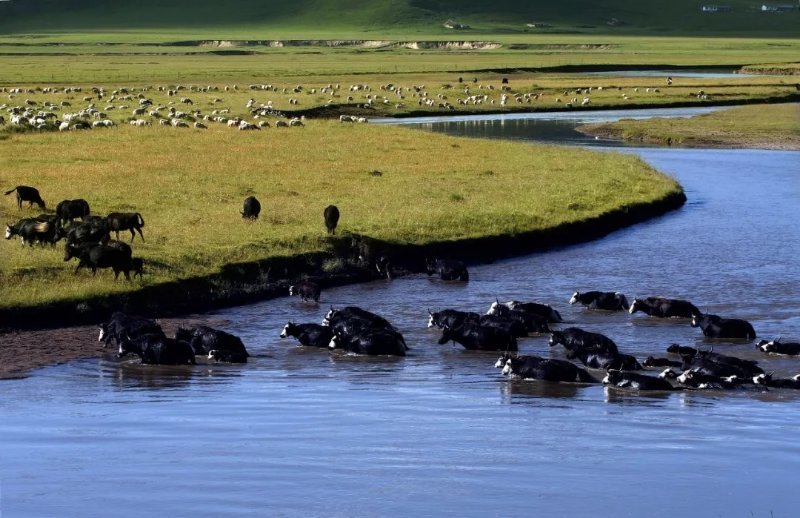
[324,204,340,234]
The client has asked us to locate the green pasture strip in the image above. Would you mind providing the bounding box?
[0,122,680,309]
[577,103,800,148]
[0,73,794,121]
[0,36,799,84]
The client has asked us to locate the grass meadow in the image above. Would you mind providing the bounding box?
[0,36,798,84]
[0,16,795,312]
[0,120,681,309]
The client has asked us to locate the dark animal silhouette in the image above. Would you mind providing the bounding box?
[5,218,60,246]
[757,339,800,356]
[488,299,562,323]
[427,309,480,330]
[5,186,45,209]
[628,296,699,319]
[174,325,249,363]
[99,312,163,348]
[603,370,676,391]
[289,280,321,303]
[570,291,629,311]
[241,196,261,219]
[118,333,196,365]
[107,212,145,242]
[567,349,642,371]
[498,354,596,383]
[64,217,110,245]
[691,313,756,340]
[55,199,90,225]
[485,303,551,333]
[438,324,517,351]
[280,322,334,348]
[753,373,800,390]
[426,258,469,281]
[549,327,619,355]
[68,243,138,280]
[329,328,407,356]
[323,204,340,234]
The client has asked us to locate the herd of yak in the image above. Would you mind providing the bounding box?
[96,277,800,394]
[7,183,799,393]
[4,185,145,279]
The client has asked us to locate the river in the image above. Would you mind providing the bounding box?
[1,109,799,517]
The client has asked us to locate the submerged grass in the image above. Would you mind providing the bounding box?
[0,121,681,309]
[576,103,800,149]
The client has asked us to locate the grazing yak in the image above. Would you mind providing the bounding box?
[691,313,756,340]
[174,325,249,363]
[66,242,139,280]
[5,185,46,209]
[55,199,91,225]
[289,280,321,303]
[570,291,629,311]
[323,204,340,234]
[280,322,334,348]
[107,212,145,242]
[628,296,700,319]
[65,217,110,245]
[241,196,261,220]
[5,218,60,246]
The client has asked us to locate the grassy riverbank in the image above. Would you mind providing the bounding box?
[0,121,683,313]
[577,103,800,149]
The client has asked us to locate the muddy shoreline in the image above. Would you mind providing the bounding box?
[0,190,685,379]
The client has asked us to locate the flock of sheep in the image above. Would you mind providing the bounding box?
[0,75,696,134]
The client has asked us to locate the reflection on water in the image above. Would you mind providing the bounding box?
[2,111,799,516]
[373,106,727,147]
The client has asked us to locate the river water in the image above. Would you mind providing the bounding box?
[2,109,799,517]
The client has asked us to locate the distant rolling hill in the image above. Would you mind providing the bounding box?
[0,0,798,37]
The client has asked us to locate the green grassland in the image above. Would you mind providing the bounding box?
[577,103,800,149]
[0,119,681,310]
[0,35,798,85]
[0,0,796,315]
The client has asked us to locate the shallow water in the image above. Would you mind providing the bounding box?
[2,112,799,516]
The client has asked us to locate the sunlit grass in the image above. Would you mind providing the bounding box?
[0,121,681,309]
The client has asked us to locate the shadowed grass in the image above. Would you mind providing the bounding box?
[0,121,681,309]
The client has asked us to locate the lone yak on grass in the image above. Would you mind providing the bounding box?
[241,196,261,220]
[5,186,46,210]
[324,204,340,234]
